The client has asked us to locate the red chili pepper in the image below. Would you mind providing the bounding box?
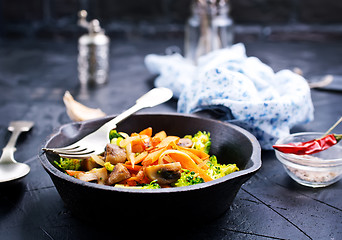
[273,134,342,155]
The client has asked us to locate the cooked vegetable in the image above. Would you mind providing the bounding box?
[104,143,127,164]
[109,130,124,145]
[206,156,239,179]
[187,131,211,154]
[177,138,193,148]
[57,127,239,189]
[158,149,212,182]
[65,167,108,184]
[142,180,161,189]
[81,157,101,171]
[151,130,167,146]
[90,154,105,166]
[89,167,108,185]
[107,163,131,185]
[114,180,161,189]
[109,129,123,141]
[55,157,82,171]
[66,170,97,182]
[144,162,182,185]
[174,170,205,187]
[104,162,115,172]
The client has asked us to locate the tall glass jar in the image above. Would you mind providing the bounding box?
[184,0,234,64]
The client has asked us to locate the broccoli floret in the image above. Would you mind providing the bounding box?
[142,180,161,189]
[174,170,205,187]
[109,130,124,145]
[206,155,239,179]
[114,181,161,189]
[190,131,211,154]
[183,135,192,140]
[54,157,81,171]
[109,129,122,139]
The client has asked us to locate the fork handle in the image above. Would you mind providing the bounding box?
[1,129,23,164]
[3,129,22,153]
[100,87,173,132]
[101,103,144,131]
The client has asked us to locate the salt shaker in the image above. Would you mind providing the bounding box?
[184,0,234,64]
[78,10,109,86]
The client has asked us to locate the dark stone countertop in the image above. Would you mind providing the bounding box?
[0,37,341,240]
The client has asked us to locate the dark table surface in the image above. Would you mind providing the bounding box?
[0,37,341,240]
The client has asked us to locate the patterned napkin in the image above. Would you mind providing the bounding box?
[145,43,314,149]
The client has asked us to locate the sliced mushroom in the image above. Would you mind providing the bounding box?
[81,157,101,171]
[107,163,131,185]
[75,167,108,184]
[89,167,108,185]
[105,144,127,164]
[177,138,193,148]
[144,162,182,185]
[76,172,98,182]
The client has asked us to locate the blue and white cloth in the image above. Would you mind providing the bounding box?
[144,43,314,149]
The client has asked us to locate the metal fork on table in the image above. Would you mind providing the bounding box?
[42,87,173,159]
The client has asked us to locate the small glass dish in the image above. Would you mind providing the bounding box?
[274,132,342,188]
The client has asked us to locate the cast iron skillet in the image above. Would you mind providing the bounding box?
[39,113,261,224]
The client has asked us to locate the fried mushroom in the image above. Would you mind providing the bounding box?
[177,138,193,148]
[144,162,182,185]
[75,167,108,184]
[104,143,127,164]
[81,157,101,171]
[107,163,131,185]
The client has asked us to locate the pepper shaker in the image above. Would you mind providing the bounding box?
[184,0,234,64]
[78,10,109,86]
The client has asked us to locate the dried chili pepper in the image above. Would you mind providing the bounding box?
[273,117,342,155]
[274,117,342,155]
[273,134,342,155]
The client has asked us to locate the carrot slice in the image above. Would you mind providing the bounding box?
[125,169,149,185]
[156,136,180,148]
[142,147,166,166]
[135,169,146,182]
[123,164,142,171]
[65,170,84,177]
[151,131,167,146]
[131,138,145,153]
[178,149,208,169]
[175,143,208,169]
[177,146,210,160]
[139,127,152,137]
[125,178,138,186]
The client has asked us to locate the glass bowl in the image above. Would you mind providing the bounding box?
[274,132,342,188]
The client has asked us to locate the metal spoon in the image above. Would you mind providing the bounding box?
[0,121,34,183]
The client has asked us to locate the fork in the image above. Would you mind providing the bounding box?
[42,87,173,158]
